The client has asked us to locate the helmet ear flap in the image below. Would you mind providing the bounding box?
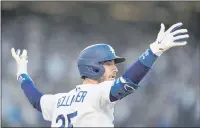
[92,64,105,78]
[78,62,105,79]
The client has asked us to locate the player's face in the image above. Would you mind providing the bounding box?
[99,60,118,82]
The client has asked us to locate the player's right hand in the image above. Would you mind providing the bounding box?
[11,48,28,80]
[150,22,189,56]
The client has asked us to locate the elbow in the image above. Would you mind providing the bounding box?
[32,100,42,112]
[30,94,43,112]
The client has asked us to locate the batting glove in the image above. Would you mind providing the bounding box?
[150,22,189,56]
[11,48,28,80]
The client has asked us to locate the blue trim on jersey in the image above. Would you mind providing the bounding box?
[139,48,158,68]
[110,49,158,101]
[19,74,43,112]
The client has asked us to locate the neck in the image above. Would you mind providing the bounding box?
[83,78,99,84]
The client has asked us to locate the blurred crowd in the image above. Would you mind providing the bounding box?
[1,1,200,127]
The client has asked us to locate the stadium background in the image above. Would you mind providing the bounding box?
[1,1,200,127]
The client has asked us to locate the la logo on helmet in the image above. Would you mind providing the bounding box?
[108,45,115,54]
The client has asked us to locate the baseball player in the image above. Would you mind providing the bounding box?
[11,22,189,127]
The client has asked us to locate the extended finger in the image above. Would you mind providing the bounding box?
[11,48,20,60]
[172,41,187,47]
[167,22,183,33]
[173,34,189,41]
[160,23,165,32]
[20,49,27,59]
[172,29,188,36]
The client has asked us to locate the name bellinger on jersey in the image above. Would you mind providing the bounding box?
[40,81,116,127]
[57,90,87,108]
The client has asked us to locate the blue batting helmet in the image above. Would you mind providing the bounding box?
[78,44,125,79]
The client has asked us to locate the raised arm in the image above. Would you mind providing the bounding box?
[11,48,43,112]
[110,22,189,101]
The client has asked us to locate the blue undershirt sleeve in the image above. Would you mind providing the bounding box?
[123,48,158,84]
[110,48,158,101]
[18,74,43,112]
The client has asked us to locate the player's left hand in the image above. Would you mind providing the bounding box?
[11,48,28,80]
[150,22,189,56]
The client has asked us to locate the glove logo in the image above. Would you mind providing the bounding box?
[108,45,115,54]
[124,84,134,92]
[18,75,25,83]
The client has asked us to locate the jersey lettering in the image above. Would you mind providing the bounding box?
[56,111,78,128]
[57,91,87,108]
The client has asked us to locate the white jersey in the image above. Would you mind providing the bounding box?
[40,80,117,127]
